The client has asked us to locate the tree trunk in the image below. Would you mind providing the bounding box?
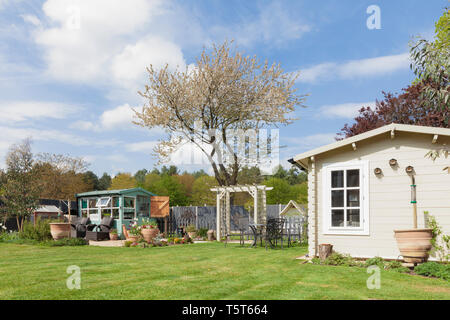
[319,244,333,261]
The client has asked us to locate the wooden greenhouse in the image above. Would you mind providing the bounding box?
[76,188,169,237]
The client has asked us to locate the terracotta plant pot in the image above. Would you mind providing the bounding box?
[49,223,71,240]
[109,233,119,240]
[127,235,140,242]
[141,228,159,243]
[394,229,433,263]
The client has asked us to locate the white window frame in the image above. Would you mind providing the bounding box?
[96,197,111,207]
[123,196,136,220]
[322,160,369,235]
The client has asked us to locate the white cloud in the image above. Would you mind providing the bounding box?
[297,53,410,83]
[21,14,41,27]
[72,104,137,131]
[284,133,336,150]
[0,101,78,123]
[100,104,136,130]
[34,0,174,86]
[126,141,158,153]
[212,1,311,47]
[112,35,186,91]
[318,102,376,119]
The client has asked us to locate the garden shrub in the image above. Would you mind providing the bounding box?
[414,262,450,280]
[385,260,410,273]
[20,218,52,241]
[197,228,208,238]
[124,240,132,247]
[41,238,87,247]
[0,231,21,242]
[324,252,356,266]
[365,256,385,268]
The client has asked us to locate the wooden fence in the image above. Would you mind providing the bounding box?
[155,204,307,243]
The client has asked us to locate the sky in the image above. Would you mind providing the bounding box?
[0,0,447,176]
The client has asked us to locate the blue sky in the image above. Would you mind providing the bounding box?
[0,0,446,176]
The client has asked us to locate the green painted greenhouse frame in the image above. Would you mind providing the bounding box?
[76,188,157,237]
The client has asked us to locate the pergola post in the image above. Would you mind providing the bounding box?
[262,189,267,225]
[211,185,273,237]
[253,187,258,224]
[216,191,221,240]
[226,190,231,240]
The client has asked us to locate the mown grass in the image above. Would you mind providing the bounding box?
[0,242,448,300]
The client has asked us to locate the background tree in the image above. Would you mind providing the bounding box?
[34,153,91,200]
[98,173,112,190]
[410,8,449,116]
[134,169,148,187]
[83,171,99,190]
[264,177,293,205]
[191,175,218,206]
[338,82,449,139]
[176,173,195,200]
[1,139,40,232]
[109,173,137,190]
[134,40,306,186]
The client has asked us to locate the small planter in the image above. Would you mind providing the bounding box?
[141,228,159,243]
[127,235,140,242]
[49,223,71,240]
[109,233,119,240]
[394,229,433,263]
[188,232,196,239]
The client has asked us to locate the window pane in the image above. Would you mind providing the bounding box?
[347,189,360,207]
[101,208,111,217]
[331,210,344,227]
[112,196,120,208]
[97,197,111,207]
[81,210,88,217]
[331,190,344,207]
[331,171,344,188]
[347,209,360,227]
[137,195,150,218]
[123,209,134,220]
[347,169,360,187]
[88,199,97,208]
[81,199,88,209]
[112,209,119,219]
[124,197,135,208]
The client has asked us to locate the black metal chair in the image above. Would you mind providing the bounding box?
[70,217,90,238]
[86,217,115,241]
[238,218,250,246]
[265,218,285,250]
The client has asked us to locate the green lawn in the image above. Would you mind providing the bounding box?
[0,242,448,300]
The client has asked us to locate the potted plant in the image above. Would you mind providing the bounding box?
[186,224,196,239]
[140,218,159,243]
[109,228,118,240]
[127,221,142,242]
[394,167,432,263]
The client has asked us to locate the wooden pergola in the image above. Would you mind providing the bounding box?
[210,185,273,239]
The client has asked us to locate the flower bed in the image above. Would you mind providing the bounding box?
[309,252,449,281]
